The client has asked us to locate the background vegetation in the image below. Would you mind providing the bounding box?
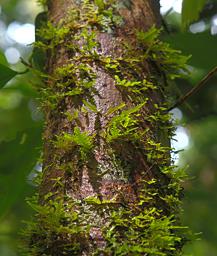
[0,0,216,255]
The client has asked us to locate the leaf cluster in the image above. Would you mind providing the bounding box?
[55,127,94,159]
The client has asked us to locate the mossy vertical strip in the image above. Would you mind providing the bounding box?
[23,0,191,255]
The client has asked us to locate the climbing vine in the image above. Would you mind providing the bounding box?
[22,0,191,255]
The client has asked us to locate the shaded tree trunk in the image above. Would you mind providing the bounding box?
[26,0,188,255]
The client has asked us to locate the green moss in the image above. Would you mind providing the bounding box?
[24,0,192,255]
[35,21,70,50]
[55,127,94,159]
[146,139,170,164]
[105,103,146,142]
[136,26,190,80]
[22,196,88,255]
[102,207,185,255]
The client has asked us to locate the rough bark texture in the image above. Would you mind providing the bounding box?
[43,3,159,192]
[42,1,160,196]
[27,0,187,255]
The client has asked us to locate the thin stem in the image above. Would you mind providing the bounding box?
[20,57,33,69]
[17,69,29,75]
[168,66,217,111]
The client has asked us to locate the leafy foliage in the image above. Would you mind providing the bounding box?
[0,0,216,254]
[106,103,145,142]
[21,0,192,253]
[55,127,94,159]
[182,0,207,30]
[22,197,87,255]
[0,64,18,89]
[3,0,212,255]
[137,26,190,80]
[0,128,42,218]
[104,207,184,255]
[163,31,217,70]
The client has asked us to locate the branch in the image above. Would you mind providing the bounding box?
[168,66,217,111]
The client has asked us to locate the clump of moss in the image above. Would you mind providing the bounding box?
[22,195,89,255]
[55,127,94,159]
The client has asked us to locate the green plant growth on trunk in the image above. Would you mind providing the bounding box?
[22,0,191,255]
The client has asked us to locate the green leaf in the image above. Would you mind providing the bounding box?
[182,0,207,30]
[0,128,42,219]
[31,12,48,71]
[35,12,48,42]
[82,99,98,113]
[0,64,18,89]
[0,51,7,66]
[106,103,126,116]
[163,32,217,70]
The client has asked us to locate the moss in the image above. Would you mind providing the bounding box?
[102,208,184,255]
[55,127,94,160]
[22,195,89,255]
[105,103,146,142]
[23,0,192,255]
[136,26,190,80]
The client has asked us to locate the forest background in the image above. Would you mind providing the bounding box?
[0,0,216,255]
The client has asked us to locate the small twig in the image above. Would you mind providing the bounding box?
[20,57,33,69]
[164,7,173,17]
[168,66,217,111]
[20,57,47,79]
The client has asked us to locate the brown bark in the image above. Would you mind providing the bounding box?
[39,0,167,254]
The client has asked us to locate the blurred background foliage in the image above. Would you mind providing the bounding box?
[0,1,43,255]
[0,0,216,255]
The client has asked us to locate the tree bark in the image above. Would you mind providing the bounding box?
[27,0,187,255]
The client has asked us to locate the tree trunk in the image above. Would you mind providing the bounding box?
[26,0,188,255]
